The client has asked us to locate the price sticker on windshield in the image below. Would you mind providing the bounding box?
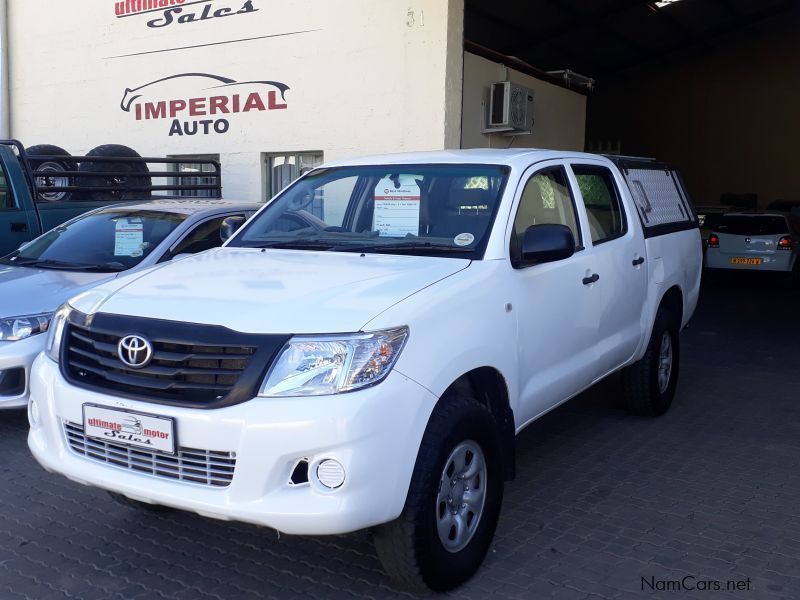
[114,217,145,257]
[373,176,421,237]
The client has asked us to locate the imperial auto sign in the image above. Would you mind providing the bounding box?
[113,0,290,136]
[120,73,290,136]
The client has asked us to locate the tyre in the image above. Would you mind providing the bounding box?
[78,144,151,201]
[373,394,504,592]
[108,491,171,513]
[621,305,680,417]
[782,259,799,290]
[26,144,76,203]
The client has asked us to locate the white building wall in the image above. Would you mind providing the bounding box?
[7,0,464,201]
[460,51,587,151]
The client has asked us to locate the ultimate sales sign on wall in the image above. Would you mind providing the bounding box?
[115,0,258,28]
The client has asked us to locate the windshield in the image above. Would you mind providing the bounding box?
[717,215,789,236]
[230,164,510,258]
[0,209,187,272]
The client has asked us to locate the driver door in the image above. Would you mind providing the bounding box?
[0,164,37,256]
[509,162,602,425]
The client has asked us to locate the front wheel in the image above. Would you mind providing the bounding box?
[621,306,680,416]
[373,394,504,592]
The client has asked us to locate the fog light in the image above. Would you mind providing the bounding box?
[316,459,346,489]
[28,399,40,428]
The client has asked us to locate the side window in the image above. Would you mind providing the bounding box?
[0,167,15,209]
[171,215,241,256]
[573,165,625,244]
[511,166,580,261]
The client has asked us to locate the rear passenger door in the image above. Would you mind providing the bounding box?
[569,162,647,375]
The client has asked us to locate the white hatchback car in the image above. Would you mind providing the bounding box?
[705,212,799,282]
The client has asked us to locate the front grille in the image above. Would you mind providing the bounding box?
[66,323,254,404]
[60,312,290,408]
[64,422,236,487]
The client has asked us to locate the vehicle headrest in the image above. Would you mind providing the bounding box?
[447,187,489,209]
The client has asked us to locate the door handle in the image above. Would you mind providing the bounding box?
[10,222,27,233]
[632,256,645,266]
[582,273,600,285]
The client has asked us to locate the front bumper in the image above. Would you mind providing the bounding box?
[0,335,45,409]
[28,355,437,535]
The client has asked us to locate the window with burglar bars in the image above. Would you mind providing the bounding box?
[265,152,324,200]
[171,155,221,198]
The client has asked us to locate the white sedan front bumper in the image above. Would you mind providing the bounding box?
[28,355,437,535]
[0,335,46,409]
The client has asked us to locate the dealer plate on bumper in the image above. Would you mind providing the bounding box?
[730,257,763,265]
[82,404,176,454]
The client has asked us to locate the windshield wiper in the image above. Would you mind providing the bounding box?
[252,240,341,251]
[334,242,474,255]
[248,239,475,255]
[3,258,125,272]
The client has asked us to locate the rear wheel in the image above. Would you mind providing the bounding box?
[782,259,800,289]
[78,144,151,201]
[373,394,503,592]
[26,144,75,203]
[621,306,680,417]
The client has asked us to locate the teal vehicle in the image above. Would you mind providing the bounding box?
[0,140,221,257]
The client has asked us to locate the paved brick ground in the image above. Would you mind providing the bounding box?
[2,276,799,599]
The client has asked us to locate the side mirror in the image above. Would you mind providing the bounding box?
[220,216,247,242]
[519,224,575,266]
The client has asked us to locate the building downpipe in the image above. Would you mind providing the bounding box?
[0,0,9,138]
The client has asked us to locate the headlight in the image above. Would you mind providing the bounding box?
[260,327,409,397]
[0,313,53,342]
[44,304,72,362]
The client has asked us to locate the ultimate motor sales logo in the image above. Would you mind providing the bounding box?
[114,0,257,28]
[120,73,289,136]
[86,417,171,446]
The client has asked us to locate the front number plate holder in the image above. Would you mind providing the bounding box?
[82,404,176,455]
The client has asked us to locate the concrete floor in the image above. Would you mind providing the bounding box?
[1,275,799,599]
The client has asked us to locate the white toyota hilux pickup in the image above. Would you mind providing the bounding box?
[28,149,702,592]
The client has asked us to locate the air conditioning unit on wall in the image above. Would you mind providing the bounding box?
[484,81,534,134]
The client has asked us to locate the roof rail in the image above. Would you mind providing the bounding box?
[602,154,657,162]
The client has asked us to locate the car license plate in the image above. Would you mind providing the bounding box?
[83,404,176,454]
[730,257,763,265]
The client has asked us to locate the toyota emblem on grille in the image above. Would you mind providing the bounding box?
[117,335,153,369]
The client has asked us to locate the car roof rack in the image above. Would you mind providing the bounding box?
[603,154,675,172]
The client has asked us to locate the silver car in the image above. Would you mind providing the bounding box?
[705,212,799,278]
[0,199,261,409]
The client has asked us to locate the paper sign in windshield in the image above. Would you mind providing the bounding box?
[373,176,421,237]
[114,217,145,257]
